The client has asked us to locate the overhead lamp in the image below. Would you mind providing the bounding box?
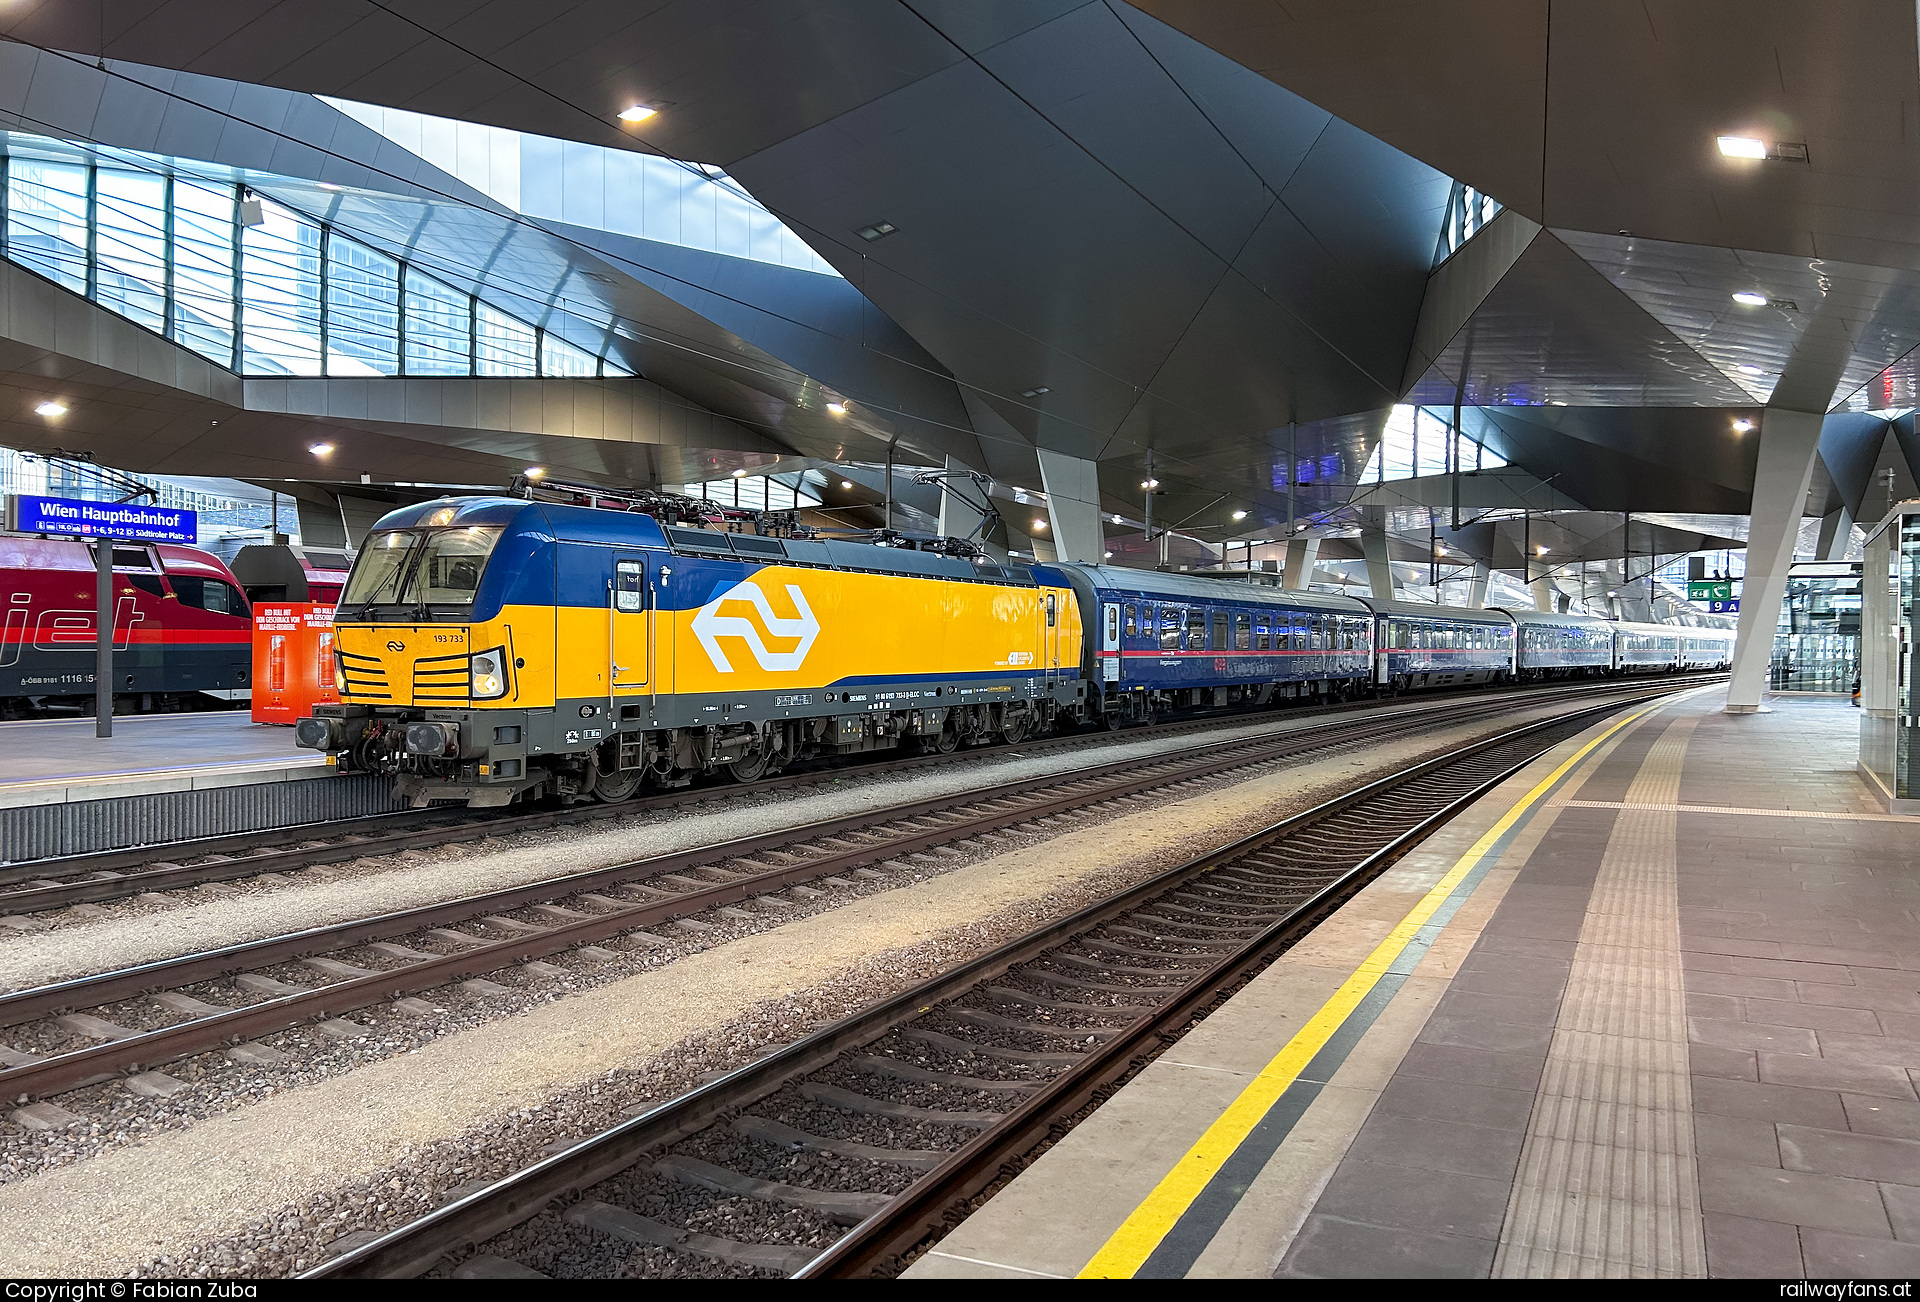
[1033,518,1048,531]
[1104,550,1113,558]
[731,467,748,478]
[1141,478,1159,489]
[1717,136,1768,159]
[1536,545,1549,555]
[308,442,334,456]
[1732,419,1754,432]
[1736,364,1764,376]
[617,104,657,123]
[855,221,897,242]
[1731,291,1768,306]
[1021,386,1050,399]
[826,402,848,416]
[840,479,854,489]
[1112,514,1124,524]
[1231,509,1247,521]
[524,466,545,479]
[33,401,66,417]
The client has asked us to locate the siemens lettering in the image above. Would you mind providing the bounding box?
[4,494,197,544]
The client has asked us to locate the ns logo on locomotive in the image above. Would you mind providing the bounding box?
[295,490,1735,808]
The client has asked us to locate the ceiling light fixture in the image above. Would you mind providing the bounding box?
[1732,419,1754,432]
[840,480,854,490]
[617,104,657,123]
[1717,135,1768,159]
[825,402,848,416]
[1104,550,1112,558]
[1021,386,1050,399]
[1536,545,1549,555]
[855,221,897,242]
[1731,291,1768,306]
[731,468,748,478]
[308,442,333,456]
[1033,519,1048,530]
[1141,478,1159,490]
[33,401,66,417]
[1231,509,1247,521]
[524,466,545,479]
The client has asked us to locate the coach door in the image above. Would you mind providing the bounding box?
[1044,590,1061,686]
[611,556,649,691]
[1101,601,1120,683]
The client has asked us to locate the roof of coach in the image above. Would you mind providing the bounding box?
[1494,607,1616,632]
[1611,620,1695,638]
[1353,596,1514,626]
[1059,565,1372,614]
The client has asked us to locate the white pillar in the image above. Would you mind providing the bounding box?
[1035,448,1104,564]
[1284,536,1320,590]
[1467,563,1490,609]
[936,455,987,541]
[1817,506,1854,561]
[1726,409,1824,712]
[1360,526,1396,600]
[1528,561,1554,611]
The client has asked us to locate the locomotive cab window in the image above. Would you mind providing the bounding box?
[170,575,245,616]
[614,560,645,612]
[340,526,504,612]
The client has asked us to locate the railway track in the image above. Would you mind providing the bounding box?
[0,677,1686,1105]
[304,684,1679,1280]
[0,673,1728,916]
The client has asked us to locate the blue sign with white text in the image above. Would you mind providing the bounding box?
[1708,598,1740,614]
[5,494,197,544]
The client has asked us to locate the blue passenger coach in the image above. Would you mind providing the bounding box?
[1356,597,1514,691]
[1038,565,1373,722]
[1500,607,1615,679]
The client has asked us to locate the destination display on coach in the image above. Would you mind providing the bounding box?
[4,493,197,544]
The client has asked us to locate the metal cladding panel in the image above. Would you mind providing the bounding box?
[1496,607,1615,634]
[1058,565,1372,615]
[0,774,402,861]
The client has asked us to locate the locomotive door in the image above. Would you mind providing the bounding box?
[1044,590,1060,686]
[611,556,649,691]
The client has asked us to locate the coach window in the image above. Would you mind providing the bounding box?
[1187,609,1206,650]
[1124,604,1137,637]
[1160,606,1182,650]
[127,573,165,598]
[171,575,246,617]
[1235,613,1252,650]
[1211,610,1229,649]
[1254,614,1270,651]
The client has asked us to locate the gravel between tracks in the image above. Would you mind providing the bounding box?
[0,697,1613,1276]
[0,696,1533,988]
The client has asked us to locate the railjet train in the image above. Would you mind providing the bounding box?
[296,496,1733,807]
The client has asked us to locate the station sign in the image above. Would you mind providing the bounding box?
[1708,598,1740,613]
[3,493,196,544]
[1688,579,1737,602]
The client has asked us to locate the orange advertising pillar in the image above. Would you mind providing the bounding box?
[251,603,338,724]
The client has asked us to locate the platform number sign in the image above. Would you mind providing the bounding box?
[1708,598,1740,614]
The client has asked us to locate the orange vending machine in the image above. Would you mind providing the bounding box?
[251,603,338,724]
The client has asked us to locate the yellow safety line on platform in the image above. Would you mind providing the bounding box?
[1076,696,1672,1279]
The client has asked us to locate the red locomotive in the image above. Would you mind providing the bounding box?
[0,533,253,717]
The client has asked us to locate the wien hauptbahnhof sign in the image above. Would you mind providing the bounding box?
[4,493,197,543]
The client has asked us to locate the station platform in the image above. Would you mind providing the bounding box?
[0,712,396,862]
[909,690,1920,1279]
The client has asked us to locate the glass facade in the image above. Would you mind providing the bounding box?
[1360,405,1508,483]
[1438,181,1504,262]
[0,146,635,380]
[664,472,826,512]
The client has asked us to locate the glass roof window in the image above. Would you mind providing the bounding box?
[1437,181,1503,263]
[665,471,827,512]
[1361,405,1508,483]
[0,140,640,380]
[325,98,842,278]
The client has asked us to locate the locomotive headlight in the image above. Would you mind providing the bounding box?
[470,647,509,700]
[332,650,347,694]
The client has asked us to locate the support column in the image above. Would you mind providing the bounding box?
[1528,561,1555,612]
[1467,563,1490,609]
[1035,448,1105,565]
[1816,506,1854,561]
[936,455,986,541]
[1283,536,1320,590]
[1360,524,1396,600]
[1727,409,1824,712]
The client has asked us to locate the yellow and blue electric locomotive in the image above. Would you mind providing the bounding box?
[298,495,1084,805]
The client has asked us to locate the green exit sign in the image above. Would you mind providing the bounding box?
[1689,579,1736,602]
